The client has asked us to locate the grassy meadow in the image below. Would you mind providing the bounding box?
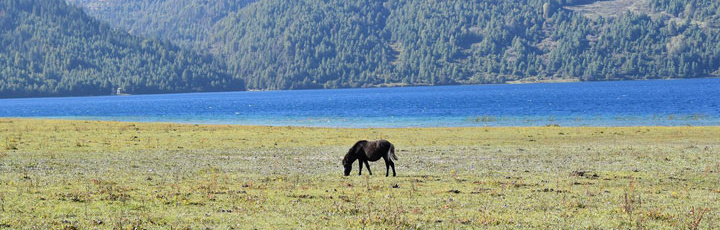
[0,118,719,229]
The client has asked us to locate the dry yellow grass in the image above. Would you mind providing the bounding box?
[1,118,719,229]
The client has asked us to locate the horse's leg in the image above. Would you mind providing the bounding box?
[384,158,390,177]
[358,160,363,175]
[364,161,372,175]
[389,160,396,177]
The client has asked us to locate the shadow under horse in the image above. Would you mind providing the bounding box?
[342,140,398,177]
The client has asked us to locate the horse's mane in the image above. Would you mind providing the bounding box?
[342,140,367,164]
[352,140,368,148]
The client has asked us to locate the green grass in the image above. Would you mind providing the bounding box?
[1,119,719,229]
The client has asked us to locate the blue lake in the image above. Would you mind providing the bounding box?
[1,78,719,127]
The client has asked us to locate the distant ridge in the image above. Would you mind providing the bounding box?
[0,0,244,98]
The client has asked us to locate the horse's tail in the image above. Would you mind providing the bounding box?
[389,144,398,161]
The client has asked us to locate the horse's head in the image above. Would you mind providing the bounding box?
[342,141,365,176]
[343,140,367,176]
[342,151,355,176]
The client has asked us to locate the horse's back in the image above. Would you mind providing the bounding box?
[363,139,392,161]
[377,139,391,146]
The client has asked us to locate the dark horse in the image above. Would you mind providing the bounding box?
[342,140,398,177]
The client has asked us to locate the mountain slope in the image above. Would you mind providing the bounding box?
[0,0,244,98]
[211,0,396,89]
[65,0,720,90]
[67,0,258,50]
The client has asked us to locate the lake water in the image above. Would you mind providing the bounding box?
[1,78,719,127]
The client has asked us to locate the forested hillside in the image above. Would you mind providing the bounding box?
[66,0,258,50]
[50,0,720,90]
[0,0,243,98]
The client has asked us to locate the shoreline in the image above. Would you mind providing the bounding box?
[505,77,581,84]
[3,117,720,129]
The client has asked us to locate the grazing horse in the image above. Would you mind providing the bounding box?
[342,140,398,177]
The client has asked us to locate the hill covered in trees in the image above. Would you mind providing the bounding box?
[66,0,258,50]
[18,0,720,94]
[0,0,243,98]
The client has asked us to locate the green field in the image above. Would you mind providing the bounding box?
[1,119,719,229]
